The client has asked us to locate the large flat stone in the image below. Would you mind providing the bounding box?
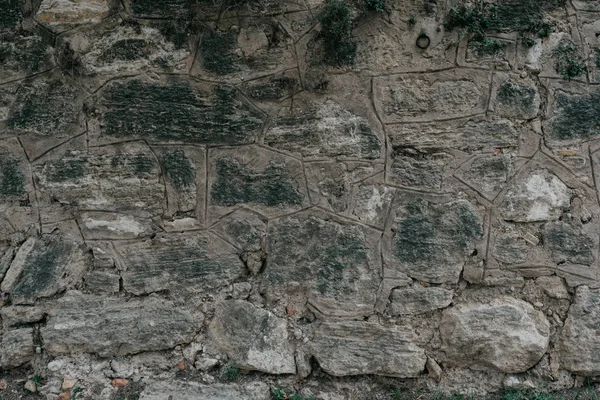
[116,233,245,295]
[310,321,426,377]
[36,0,111,27]
[1,235,86,304]
[560,286,600,375]
[41,291,199,357]
[389,286,453,315]
[440,297,549,373]
[207,300,295,374]
[265,210,381,317]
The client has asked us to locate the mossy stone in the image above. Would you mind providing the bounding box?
[200,30,239,75]
[550,91,600,141]
[161,150,194,190]
[0,157,25,197]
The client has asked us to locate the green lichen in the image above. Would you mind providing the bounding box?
[554,43,587,80]
[474,38,505,56]
[0,156,25,196]
[550,91,600,141]
[101,80,263,144]
[99,39,148,62]
[200,30,239,75]
[161,150,194,190]
[318,0,356,66]
[496,80,537,113]
[211,157,303,207]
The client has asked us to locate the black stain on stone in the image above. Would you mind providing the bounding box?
[211,157,303,207]
[99,39,149,62]
[161,149,194,190]
[11,239,71,302]
[199,30,238,75]
[394,200,483,265]
[101,80,262,144]
[6,81,81,136]
[46,157,87,183]
[496,80,537,115]
[0,156,25,197]
[550,91,600,141]
[0,0,22,31]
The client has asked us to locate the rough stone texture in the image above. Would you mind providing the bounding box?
[310,321,426,377]
[0,0,599,396]
[207,300,295,374]
[560,286,600,375]
[441,297,550,373]
[41,291,199,357]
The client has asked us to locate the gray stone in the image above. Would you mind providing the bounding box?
[310,321,426,377]
[440,297,549,373]
[542,222,594,265]
[41,291,200,357]
[426,357,443,382]
[387,198,484,284]
[1,305,45,328]
[389,286,453,315]
[1,235,87,304]
[116,233,245,295]
[1,328,34,368]
[494,78,540,120]
[265,210,381,317]
[499,170,571,222]
[83,271,120,293]
[207,300,295,374]
[536,276,570,299]
[139,381,269,400]
[560,286,600,375]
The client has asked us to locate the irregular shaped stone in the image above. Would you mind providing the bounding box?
[545,90,600,144]
[1,305,45,328]
[494,78,540,119]
[441,297,549,373]
[499,170,571,222]
[95,79,263,145]
[83,271,120,293]
[265,210,381,317]
[41,291,199,357]
[492,233,530,264]
[389,147,452,190]
[389,286,453,315]
[1,236,86,304]
[207,146,308,222]
[208,300,295,374]
[35,143,164,218]
[542,222,594,265]
[265,100,381,160]
[536,276,570,299]
[0,35,54,85]
[0,148,27,199]
[242,73,299,101]
[388,118,520,154]
[1,328,34,368]
[458,155,515,200]
[386,198,484,284]
[310,321,426,377]
[351,183,394,228]
[374,70,491,123]
[115,233,245,295]
[36,0,111,27]
[560,286,600,375]
[139,381,269,400]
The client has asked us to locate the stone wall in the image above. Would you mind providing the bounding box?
[0,0,600,398]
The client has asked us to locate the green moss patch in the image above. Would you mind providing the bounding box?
[200,30,239,75]
[211,157,303,207]
[554,42,587,79]
[318,0,356,66]
[496,80,537,115]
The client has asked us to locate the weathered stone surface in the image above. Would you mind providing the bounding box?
[94,79,263,145]
[1,235,86,304]
[115,233,244,295]
[35,142,164,219]
[542,222,595,265]
[41,291,199,357]
[139,381,269,400]
[457,155,515,200]
[265,100,382,160]
[544,89,600,145]
[560,286,600,375]
[265,210,381,317]
[499,170,571,222]
[389,286,453,315]
[536,276,570,300]
[1,305,45,328]
[441,297,550,373]
[207,300,295,374]
[374,70,491,123]
[493,77,540,120]
[83,271,120,293]
[1,327,34,368]
[310,321,426,377]
[207,146,309,222]
[36,0,111,27]
[385,197,484,284]
[0,35,54,84]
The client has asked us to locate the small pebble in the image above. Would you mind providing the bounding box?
[36,346,42,354]
[24,380,37,393]
[111,378,129,387]
[534,301,544,308]
[48,360,63,372]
